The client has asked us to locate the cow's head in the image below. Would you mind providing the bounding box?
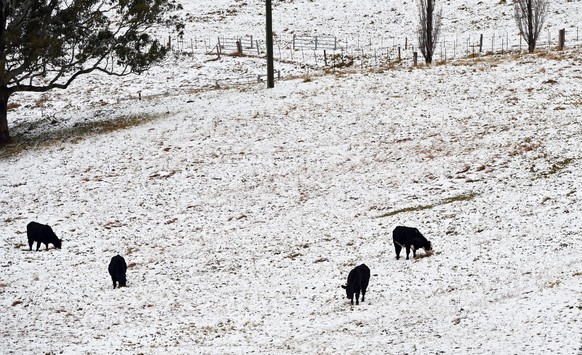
[118,274,127,287]
[341,284,353,299]
[54,238,62,249]
[425,240,432,251]
[424,241,434,256]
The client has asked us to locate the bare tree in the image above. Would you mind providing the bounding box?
[514,0,550,53]
[416,0,442,64]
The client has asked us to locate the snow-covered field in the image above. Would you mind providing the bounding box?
[1,1,582,354]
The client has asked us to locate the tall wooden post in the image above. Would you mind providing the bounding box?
[266,0,275,88]
[426,0,433,63]
[558,29,565,51]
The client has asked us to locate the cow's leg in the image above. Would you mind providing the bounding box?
[111,276,117,289]
[394,243,402,260]
[355,290,360,305]
[405,245,411,260]
[36,242,41,251]
[361,289,366,302]
[350,296,354,305]
[28,239,33,251]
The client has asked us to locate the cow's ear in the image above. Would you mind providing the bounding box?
[341,285,346,289]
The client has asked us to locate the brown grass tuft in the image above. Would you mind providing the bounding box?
[377,193,478,218]
[1,112,163,159]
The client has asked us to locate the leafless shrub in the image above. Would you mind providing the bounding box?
[514,0,550,53]
[416,0,443,64]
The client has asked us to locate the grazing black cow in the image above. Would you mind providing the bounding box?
[342,264,370,305]
[392,226,432,260]
[108,255,128,289]
[27,222,62,251]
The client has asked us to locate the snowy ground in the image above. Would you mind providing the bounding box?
[6,0,582,123]
[1,1,582,354]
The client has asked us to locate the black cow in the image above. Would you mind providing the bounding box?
[341,264,370,305]
[108,255,128,289]
[392,226,432,260]
[27,222,62,251]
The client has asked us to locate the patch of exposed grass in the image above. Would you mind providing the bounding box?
[536,50,572,60]
[0,112,162,159]
[376,192,478,218]
[126,247,139,255]
[442,193,479,204]
[539,158,575,178]
[286,252,302,260]
[509,137,542,157]
[547,280,561,288]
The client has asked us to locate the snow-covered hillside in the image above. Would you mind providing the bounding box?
[1,1,582,354]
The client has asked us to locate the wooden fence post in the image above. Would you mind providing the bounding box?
[491,34,494,54]
[313,48,317,65]
[479,34,483,52]
[413,52,418,66]
[558,29,565,51]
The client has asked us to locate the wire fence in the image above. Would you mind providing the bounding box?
[164,23,582,85]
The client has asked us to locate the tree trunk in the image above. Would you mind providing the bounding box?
[426,0,433,63]
[527,0,535,53]
[0,89,9,144]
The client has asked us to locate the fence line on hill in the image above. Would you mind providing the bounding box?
[164,23,582,86]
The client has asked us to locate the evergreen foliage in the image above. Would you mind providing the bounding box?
[0,0,184,144]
